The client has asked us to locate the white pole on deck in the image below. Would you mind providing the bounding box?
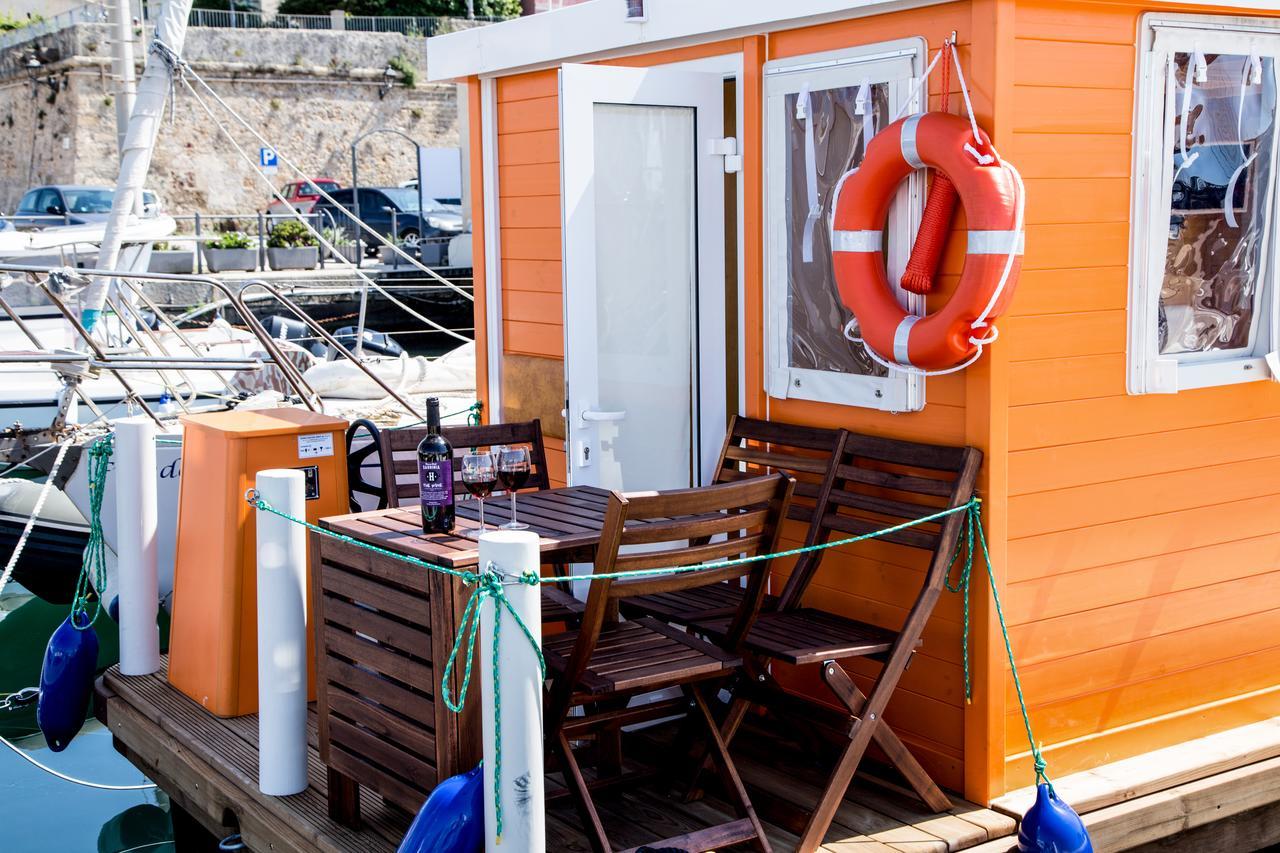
[115,416,161,676]
[478,530,545,853]
[255,469,309,796]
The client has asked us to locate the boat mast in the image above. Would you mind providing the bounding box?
[109,0,138,162]
[86,0,193,333]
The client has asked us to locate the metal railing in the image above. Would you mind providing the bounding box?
[139,5,506,36]
[0,2,108,51]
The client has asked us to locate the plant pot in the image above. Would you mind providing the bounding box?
[327,245,360,265]
[148,250,194,275]
[379,245,401,266]
[267,246,318,271]
[201,246,257,273]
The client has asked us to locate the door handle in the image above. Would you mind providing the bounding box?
[580,409,627,423]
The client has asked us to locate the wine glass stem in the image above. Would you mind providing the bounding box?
[510,491,518,525]
[478,498,485,533]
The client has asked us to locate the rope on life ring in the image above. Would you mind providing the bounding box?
[831,41,1025,375]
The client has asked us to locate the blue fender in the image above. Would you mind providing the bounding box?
[37,614,100,752]
[397,763,485,853]
[1018,783,1093,853]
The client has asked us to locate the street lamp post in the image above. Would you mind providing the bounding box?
[348,128,427,352]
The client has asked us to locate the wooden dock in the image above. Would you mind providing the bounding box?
[95,659,1017,852]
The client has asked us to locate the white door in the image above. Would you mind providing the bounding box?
[560,63,727,493]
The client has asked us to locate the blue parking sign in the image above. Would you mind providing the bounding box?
[259,147,279,174]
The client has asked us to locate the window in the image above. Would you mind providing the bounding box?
[765,39,925,411]
[1129,15,1280,394]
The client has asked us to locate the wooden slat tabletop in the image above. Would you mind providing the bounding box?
[319,485,617,570]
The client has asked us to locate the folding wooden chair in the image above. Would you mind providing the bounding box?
[689,432,983,852]
[543,474,795,853]
[620,415,846,625]
[376,418,582,623]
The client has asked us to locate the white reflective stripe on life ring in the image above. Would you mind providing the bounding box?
[967,230,1025,256]
[893,314,920,366]
[900,113,926,169]
[831,230,883,253]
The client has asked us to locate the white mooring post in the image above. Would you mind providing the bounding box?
[478,530,545,853]
[255,469,309,796]
[115,416,161,676]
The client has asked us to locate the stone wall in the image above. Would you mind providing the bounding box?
[0,22,459,215]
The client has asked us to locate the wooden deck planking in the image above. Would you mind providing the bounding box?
[97,662,1014,852]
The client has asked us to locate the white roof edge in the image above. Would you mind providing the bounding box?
[426,0,938,81]
[428,0,1280,82]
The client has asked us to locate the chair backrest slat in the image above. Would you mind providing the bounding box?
[378,419,552,507]
[713,415,845,531]
[777,429,982,611]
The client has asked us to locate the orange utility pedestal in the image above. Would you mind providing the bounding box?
[167,409,349,717]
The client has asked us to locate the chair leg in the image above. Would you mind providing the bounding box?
[686,685,772,853]
[821,661,951,813]
[555,730,613,853]
[795,712,878,853]
[683,691,752,803]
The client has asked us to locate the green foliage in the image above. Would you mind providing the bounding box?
[192,0,256,10]
[0,12,41,32]
[276,0,518,17]
[268,219,318,249]
[388,54,417,89]
[209,231,252,250]
[320,226,353,248]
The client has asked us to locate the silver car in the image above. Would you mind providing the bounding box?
[10,185,161,230]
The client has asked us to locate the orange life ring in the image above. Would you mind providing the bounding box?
[831,112,1023,372]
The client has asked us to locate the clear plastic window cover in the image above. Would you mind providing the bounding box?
[1160,53,1277,356]
[785,83,890,377]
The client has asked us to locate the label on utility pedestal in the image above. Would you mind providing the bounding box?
[297,432,334,459]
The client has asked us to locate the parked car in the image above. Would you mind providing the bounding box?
[399,179,462,209]
[311,187,465,256]
[11,185,161,230]
[266,179,342,217]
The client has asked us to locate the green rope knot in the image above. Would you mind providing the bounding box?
[70,435,114,630]
[440,562,546,842]
[945,499,1052,787]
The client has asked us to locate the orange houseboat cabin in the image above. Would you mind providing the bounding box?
[428,0,1280,808]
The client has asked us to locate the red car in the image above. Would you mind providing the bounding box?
[266,179,342,216]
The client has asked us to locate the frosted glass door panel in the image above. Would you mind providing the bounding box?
[592,102,696,492]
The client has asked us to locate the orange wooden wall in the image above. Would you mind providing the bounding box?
[467,0,1280,804]
[1000,0,1280,789]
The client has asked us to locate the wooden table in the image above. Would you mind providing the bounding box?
[312,485,615,826]
[319,484,617,570]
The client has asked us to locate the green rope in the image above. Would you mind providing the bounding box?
[246,490,1052,826]
[945,503,1051,788]
[70,436,113,630]
[439,565,545,842]
[390,401,483,430]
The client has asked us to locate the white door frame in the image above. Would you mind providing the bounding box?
[559,61,729,489]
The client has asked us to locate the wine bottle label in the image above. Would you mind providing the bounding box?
[418,461,453,507]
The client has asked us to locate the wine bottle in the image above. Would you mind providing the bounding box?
[416,397,455,533]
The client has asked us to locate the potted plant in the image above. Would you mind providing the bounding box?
[266,220,319,270]
[321,226,360,265]
[201,231,257,272]
[148,239,195,274]
[379,235,407,266]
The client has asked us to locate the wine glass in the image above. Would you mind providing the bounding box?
[498,446,531,531]
[461,451,497,539]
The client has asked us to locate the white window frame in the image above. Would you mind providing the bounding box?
[1128,14,1280,395]
[764,38,926,412]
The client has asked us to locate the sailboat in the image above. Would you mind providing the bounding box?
[0,0,478,610]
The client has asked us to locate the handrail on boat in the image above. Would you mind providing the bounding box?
[0,264,322,419]
[231,279,426,422]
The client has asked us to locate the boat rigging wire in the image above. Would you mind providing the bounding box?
[175,72,471,345]
[154,38,473,305]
